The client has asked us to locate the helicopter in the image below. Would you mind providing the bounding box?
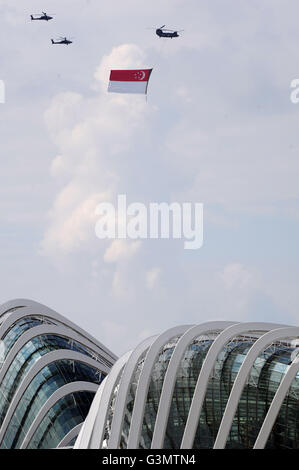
[155,25,183,38]
[31,12,53,21]
[51,37,73,45]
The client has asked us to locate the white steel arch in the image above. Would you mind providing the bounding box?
[0,299,116,364]
[0,350,103,445]
[70,320,299,450]
[0,324,110,385]
[74,376,107,449]
[0,298,117,449]
[21,381,98,449]
[181,322,288,448]
[213,326,299,448]
[107,335,158,449]
[57,423,83,448]
[253,358,299,448]
[151,321,236,449]
[127,325,192,449]
[88,350,132,449]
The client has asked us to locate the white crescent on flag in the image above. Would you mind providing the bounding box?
[108,69,153,94]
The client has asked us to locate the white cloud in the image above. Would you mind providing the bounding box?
[50,154,68,178]
[219,263,257,291]
[111,269,130,298]
[1,0,299,356]
[104,239,141,263]
[41,43,151,258]
[146,267,161,290]
[94,44,147,92]
[40,191,107,255]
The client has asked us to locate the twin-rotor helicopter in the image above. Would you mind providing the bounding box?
[154,25,183,38]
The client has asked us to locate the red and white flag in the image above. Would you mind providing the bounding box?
[108,69,153,95]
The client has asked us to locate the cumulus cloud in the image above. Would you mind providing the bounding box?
[104,240,141,263]
[219,263,257,291]
[111,269,132,299]
[40,190,108,255]
[41,43,151,261]
[2,0,299,355]
[146,267,161,290]
[94,44,147,92]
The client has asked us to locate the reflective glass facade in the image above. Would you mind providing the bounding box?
[0,300,117,449]
[0,334,103,432]
[164,339,214,448]
[96,330,299,450]
[0,316,54,365]
[27,391,95,449]
[1,360,102,449]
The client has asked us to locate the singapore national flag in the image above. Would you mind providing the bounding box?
[108,69,153,94]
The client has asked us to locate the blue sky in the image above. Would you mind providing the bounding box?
[0,0,299,355]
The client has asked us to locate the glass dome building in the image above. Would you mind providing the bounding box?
[74,321,299,450]
[0,299,117,449]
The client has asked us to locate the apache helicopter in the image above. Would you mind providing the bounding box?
[31,12,53,21]
[155,25,183,38]
[51,37,73,45]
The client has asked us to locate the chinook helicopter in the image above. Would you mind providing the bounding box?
[31,12,53,21]
[51,37,73,45]
[155,25,183,38]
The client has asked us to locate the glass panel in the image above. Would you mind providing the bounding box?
[162,338,216,449]
[0,334,105,430]
[27,391,95,449]
[105,333,299,449]
[226,345,291,448]
[118,336,183,449]
[1,360,104,449]
[266,369,299,449]
[0,316,54,369]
